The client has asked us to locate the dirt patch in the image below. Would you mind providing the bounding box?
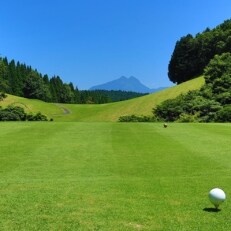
[53,104,71,115]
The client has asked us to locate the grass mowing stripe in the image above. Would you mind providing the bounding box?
[159,123,231,169]
[0,122,230,230]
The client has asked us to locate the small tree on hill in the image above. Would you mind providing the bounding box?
[0,92,7,101]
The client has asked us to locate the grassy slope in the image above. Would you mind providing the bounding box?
[56,77,204,122]
[0,94,63,116]
[0,77,204,121]
[0,122,230,230]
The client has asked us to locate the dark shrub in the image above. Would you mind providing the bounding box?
[216,106,231,122]
[119,114,156,122]
[0,110,20,121]
[27,112,48,121]
[0,105,48,122]
[0,92,7,101]
[5,106,27,121]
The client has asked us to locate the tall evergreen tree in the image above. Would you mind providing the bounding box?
[0,59,9,92]
[23,72,51,101]
[168,19,231,84]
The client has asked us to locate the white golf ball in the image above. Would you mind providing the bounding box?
[208,188,226,208]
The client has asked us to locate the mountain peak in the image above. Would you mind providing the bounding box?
[128,76,137,80]
[119,76,127,80]
[89,76,153,93]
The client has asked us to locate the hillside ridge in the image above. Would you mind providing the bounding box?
[0,77,205,122]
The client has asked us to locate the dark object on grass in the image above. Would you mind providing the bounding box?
[164,123,168,128]
[203,207,221,213]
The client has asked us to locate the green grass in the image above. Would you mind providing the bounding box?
[55,76,205,122]
[0,94,63,116]
[1,77,205,122]
[0,122,230,230]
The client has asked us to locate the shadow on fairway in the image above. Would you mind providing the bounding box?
[203,208,221,213]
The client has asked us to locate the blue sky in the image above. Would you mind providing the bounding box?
[0,0,231,90]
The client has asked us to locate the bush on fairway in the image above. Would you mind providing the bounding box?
[118,114,156,122]
[0,105,48,121]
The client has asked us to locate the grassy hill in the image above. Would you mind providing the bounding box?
[0,94,63,116]
[0,77,205,122]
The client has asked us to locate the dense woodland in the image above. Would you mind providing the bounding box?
[0,57,145,104]
[154,52,231,122]
[153,19,231,122]
[168,19,231,84]
[119,53,231,122]
[160,19,231,122]
[120,19,231,122]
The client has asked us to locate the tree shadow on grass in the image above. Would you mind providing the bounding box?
[203,207,221,213]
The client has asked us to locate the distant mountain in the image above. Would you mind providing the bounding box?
[89,76,165,93]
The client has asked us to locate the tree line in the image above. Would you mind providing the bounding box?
[168,19,231,84]
[119,52,231,122]
[160,52,231,122]
[119,18,231,123]
[0,57,145,104]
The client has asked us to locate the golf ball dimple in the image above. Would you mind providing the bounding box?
[208,188,226,208]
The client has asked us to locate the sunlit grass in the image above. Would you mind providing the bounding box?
[0,94,62,117]
[56,77,205,121]
[0,122,230,230]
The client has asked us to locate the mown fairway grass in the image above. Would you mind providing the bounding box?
[0,122,230,230]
